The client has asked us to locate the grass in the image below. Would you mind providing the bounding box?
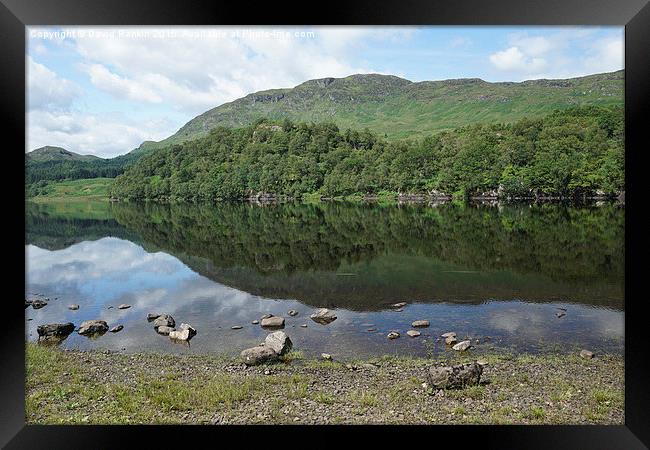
[28,178,114,202]
[25,344,625,425]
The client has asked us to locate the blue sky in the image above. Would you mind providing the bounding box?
[27,26,623,158]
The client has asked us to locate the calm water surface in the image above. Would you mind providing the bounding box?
[25,201,624,358]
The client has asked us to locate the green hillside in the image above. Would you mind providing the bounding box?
[26,146,102,162]
[145,70,623,149]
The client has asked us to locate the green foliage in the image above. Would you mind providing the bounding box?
[111,106,624,201]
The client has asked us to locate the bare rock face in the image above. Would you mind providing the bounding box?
[261,316,285,328]
[78,320,109,336]
[310,308,337,325]
[427,362,483,389]
[264,331,292,355]
[153,315,175,328]
[37,322,75,339]
[241,346,279,366]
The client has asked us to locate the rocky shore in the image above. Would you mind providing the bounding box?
[26,343,623,425]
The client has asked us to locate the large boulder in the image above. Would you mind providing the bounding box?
[265,331,292,355]
[260,316,285,328]
[427,362,483,389]
[78,320,109,336]
[310,308,337,325]
[153,315,175,328]
[241,346,279,366]
[37,322,75,339]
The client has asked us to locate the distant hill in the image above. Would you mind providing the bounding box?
[140,70,623,150]
[26,146,103,162]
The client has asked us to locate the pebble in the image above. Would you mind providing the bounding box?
[252,320,259,325]
[232,325,243,330]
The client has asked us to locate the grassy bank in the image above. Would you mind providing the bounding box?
[26,344,623,425]
[27,178,114,203]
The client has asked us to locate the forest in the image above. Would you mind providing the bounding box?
[109,105,624,201]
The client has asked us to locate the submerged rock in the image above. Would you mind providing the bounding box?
[310,308,337,325]
[252,320,260,325]
[241,346,279,366]
[37,322,75,339]
[31,300,48,309]
[288,310,298,317]
[153,315,175,328]
[441,332,457,339]
[387,331,400,340]
[427,362,483,389]
[156,326,175,336]
[412,320,429,328]
[169,324,196,341]
[452,340,472,351]
[68,304,79,310]
[78,320,109,336]
[265,331,292,355]
[231,325,243,330]
[109,325,124,333]
[445,336,458,346]
[261,316,285,328]
[147,313,161,322]
[407,330,421,337]
[118,304,131,310]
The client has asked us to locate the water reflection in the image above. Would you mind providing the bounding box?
[25,201,624,357]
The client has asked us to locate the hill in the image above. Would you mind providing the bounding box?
[142,70,623,150]
[26,146,102,162]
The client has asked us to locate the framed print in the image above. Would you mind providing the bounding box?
[2,0,649,447]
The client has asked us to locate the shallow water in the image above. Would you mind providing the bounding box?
[25,200,624,358]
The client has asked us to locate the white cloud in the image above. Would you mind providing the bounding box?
[81,63,162,103]
[27,109,173,156]
[489,47,547,73]
[27,56,82,111]
[584,37,624,73]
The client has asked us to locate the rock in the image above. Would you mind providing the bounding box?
[179,323,197,338]
[300,324,308,328]
[109,325,124,333]
[78,320,109,336]
[476,359,489,367]
[118,304,131,310]
[37,322,75,339]
[153,315,175,328]
[411,320,429,328]
[261,314,273,320]
[441,332,457,339]
[321,353,332,361]
[445,336,458,346]
[556,312,566,318]
[231,325,243,330]
[580,350,594,359]
[361,363,377,370]
[387,331,400,339]
[68,304,79,310]
[169,325,195,341]
[310,308,337,325]
[261,316,285,328]
[367,328,377,332]
[452,340,472,351]
[264,331,292,355]
[156,326,175,335]
[252,320,260,325]
[241,346,279,366]
[31,300,48,309]
[407,330,421,337]
[147,313,161,322]
[392,302,407,308]
[427,362,483,389]
[288,310,298,316]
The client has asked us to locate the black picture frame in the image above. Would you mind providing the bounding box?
[2,0,648,447]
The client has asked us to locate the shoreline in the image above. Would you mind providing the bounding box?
[26,344,624,425]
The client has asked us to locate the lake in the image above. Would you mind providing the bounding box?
[25,200,625,358]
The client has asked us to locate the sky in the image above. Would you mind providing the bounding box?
[27,26,624,158]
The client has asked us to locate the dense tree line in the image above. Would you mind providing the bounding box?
[110,105,624,201]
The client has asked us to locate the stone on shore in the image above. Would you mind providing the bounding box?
[310,308,337,325]
[265,331,293,355]
[68,304,79,310]
[109,325,124,333]
[407,330,421,337]
[445,336,458,345]
[580,349,594,359]
[37,322,75,339]
[169,324,196,341]
[441,332,456,339]
[261,316,285,328]
[412,320,429,328]
[321,353,333,361]
[179,323,197,338]
[78,320,109,336]
[153,315,175,328]
[156,326,175,335]
[241,346,279,366]
[427,362,483,389]
[452,340,472,351]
